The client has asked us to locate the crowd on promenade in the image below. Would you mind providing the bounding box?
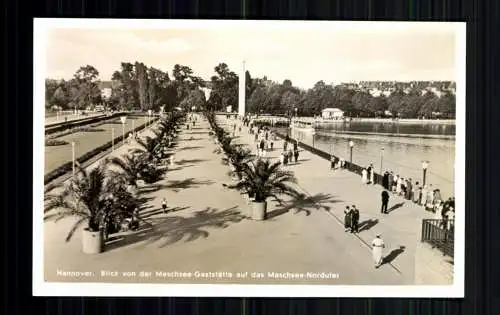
[236,115,455,232]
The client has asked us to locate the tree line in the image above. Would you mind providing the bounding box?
[45,62,456,118]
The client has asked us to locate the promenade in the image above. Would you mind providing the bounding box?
[218,115,451,284]
[43,114,446,285]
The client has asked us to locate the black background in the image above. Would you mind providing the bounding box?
[4,0,499,314]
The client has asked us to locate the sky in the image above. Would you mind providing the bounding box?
[43,20,461,90]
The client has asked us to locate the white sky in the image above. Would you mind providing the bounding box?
[43,20,461,89]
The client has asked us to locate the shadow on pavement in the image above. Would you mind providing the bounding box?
[184,137,204,141]
[177,146,204,151]
[139,206,191,219]
[357,218,379,232]
[387,202,405,213]
[267,193,341,219]
[382,245,406,265]
[188,131,208,135]
[105,206,247,251]
[176,158,210,166]
[165,178,215,192]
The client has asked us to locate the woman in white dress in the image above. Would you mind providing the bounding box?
[369,168,375,184]
[426,187,434,211]
[361,168,368,183]
[372,234,385,268]
[421,185,428,206]
[392,174,399,193]
[396,177,402,194]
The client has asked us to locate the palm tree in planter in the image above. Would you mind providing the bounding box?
[226,158,300,220]
[44,163,135,254]
[107,153,165,189]
[131,136,160,160]
[226,145,253,180]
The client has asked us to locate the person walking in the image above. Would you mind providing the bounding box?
[344,206,352,232]
[369,163,375,184]
[381,190,390,214]
[331,155,336,170]
[351,205,360,233]
[294,149,299,163]
[372,234,385,268]
[406,179,413,200]
[161,197,168,214]
[388,171,394,191]
[361,168,368,184]
[279,151,285,165]
[382,171,389,189]
[392,174,399,193]
[287,149,293,164]
[412,181,420,203]
[366,164,373,184]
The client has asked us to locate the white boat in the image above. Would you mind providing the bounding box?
[291,120,316,132]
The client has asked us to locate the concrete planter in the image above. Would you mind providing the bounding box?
[251,201,267,221]
[82,228,103,254]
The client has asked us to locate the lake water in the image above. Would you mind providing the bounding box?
[285,121,456,199]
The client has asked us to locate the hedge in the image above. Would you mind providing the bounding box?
[45,112,128,135]
[44,117,159,185]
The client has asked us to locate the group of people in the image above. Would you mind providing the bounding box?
[279,135,300,166]
[253,127,276,157]
[343,205,360,233]
[330,155,346,170]
[361,164,376,184]
[380,170,451,214]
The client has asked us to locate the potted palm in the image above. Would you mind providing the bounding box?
[44,163,132,254]
[226,159,300,220]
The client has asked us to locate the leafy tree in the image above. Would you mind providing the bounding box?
[135,62,149,111]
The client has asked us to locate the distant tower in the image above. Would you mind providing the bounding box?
[238,60,246,117]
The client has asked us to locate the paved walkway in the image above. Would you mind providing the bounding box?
[44,114,419,285]
[218,116,449,284]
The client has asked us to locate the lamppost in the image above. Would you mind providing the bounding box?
[132,120,135,138]
[380,147,384,173]
[111,128,115,152]
[294,107,298,117]
[120,116,127,143]
[71,141,76,177]
[422,160,429,186]
[148,109,152,127]
[349,140,354,164]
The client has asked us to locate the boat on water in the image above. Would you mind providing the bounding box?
[291,120,316,132]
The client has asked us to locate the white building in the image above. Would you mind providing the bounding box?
[321,108,344,120]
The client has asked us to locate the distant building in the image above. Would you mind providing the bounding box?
[99,81,113,100]
[321,108,344,119]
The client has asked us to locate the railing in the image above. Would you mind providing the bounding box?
[421,219,454,257]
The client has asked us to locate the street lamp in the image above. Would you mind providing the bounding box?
[294,107,298,117]
[120,116,127,143]
[422,160,430,186]
[132,120,135,138]
[71,141,76,177]
[380,148,384,173]
[148,109,152,127]
[111,128,115,152]
[349,140,354,163]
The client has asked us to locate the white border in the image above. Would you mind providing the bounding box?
[33,19,466,297]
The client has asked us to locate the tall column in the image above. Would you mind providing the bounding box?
[238,60,246,117]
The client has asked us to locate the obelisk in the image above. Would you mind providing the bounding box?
[238,60,246,117]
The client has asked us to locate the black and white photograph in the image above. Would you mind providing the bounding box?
[34,19,465,297]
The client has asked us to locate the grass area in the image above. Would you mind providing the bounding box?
[44,117,150,175]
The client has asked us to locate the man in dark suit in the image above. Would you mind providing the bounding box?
[381,190,390,214]
[351,205,360,233]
